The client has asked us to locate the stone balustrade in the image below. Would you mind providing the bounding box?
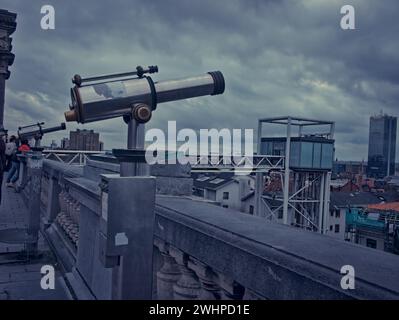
[23,156,399,300]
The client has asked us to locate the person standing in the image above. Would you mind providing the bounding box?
[5,135,17,171]
[6,139,30,188]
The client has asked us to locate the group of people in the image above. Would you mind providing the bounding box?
[0,135,31,205]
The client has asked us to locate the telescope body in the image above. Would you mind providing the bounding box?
[18,123,66,140]
[65,71,225,124]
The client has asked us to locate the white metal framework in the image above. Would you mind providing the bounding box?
[42,150,105,165]
[191,154,285,173]
[255,117,335,234]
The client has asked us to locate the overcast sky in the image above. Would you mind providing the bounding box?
[2,0,398,161]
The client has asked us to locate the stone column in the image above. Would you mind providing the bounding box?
[0,9,17,128]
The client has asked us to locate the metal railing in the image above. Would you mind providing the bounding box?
[191,154,285,173]
[42,149,106,165]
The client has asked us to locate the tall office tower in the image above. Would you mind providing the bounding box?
[367,114,397,178]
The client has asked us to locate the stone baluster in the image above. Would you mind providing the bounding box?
[188,258,220,300]
[154,239,181,300]
[242,288,264,300]
[169,247,201,300]
[215,274,245,300]
[58,190,67,213]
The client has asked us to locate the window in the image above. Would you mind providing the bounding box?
[330,225,333,231]
[300,142,313,168]
[290,141,300,167]
[223,192,229,200]
[335,210,340,218]
[330,210,334,217]
[321,143,334,169]
[196,176,211,182]
[335,224,340,233]
[249,205,254,215]
[312,143,321,168]
[366,238,377,249]
[210,178,225,184]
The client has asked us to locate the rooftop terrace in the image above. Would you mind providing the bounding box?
[0,152,398,300]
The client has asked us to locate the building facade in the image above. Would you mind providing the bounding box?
[193,172,255,212]
[367,114,397,178]
[0,9,17,129]
[69,129,101,151]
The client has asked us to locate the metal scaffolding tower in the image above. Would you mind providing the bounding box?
[255,117,335,234]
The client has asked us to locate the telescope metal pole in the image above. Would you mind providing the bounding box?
[120,118,148,177]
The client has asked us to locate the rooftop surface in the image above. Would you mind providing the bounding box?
[0,182,71,300]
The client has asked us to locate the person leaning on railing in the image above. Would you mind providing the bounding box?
[6,139,31,189]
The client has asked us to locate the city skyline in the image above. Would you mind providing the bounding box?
[1,0,399,162]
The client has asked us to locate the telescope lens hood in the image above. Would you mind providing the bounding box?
[208,71,225,95]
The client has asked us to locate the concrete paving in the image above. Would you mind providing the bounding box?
[0,180,72,300]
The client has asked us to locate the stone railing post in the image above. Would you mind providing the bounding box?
[169,247,201,300]
[155,239,181,300]
[26,149,44,254]
[215,274,245,300]
[243,288,263,300]
[44,175,61,225]
[188,258,220,300]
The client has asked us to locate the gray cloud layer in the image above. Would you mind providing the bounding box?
[1,0,398,160]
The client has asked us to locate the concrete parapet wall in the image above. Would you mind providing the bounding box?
[37,159,399,300]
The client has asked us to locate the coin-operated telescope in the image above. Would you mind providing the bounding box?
[64,65,224,124]
[62,65,225,298]
[18,122,66,147]
[64,65,225,175]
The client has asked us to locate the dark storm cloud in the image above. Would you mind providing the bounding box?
[1,0,398,160]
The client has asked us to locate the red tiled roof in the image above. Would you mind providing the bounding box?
[368,202,399,212]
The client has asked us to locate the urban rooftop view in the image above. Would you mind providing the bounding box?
[0,0,398,309]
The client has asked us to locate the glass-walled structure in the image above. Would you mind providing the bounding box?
[260,137,334,171]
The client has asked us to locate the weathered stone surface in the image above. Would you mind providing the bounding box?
[155,196,399,300]
[155,176,192,196]
[0,182,71,300]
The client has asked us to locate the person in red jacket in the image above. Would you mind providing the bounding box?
[18,140,31,153]
[6,139,30,188]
